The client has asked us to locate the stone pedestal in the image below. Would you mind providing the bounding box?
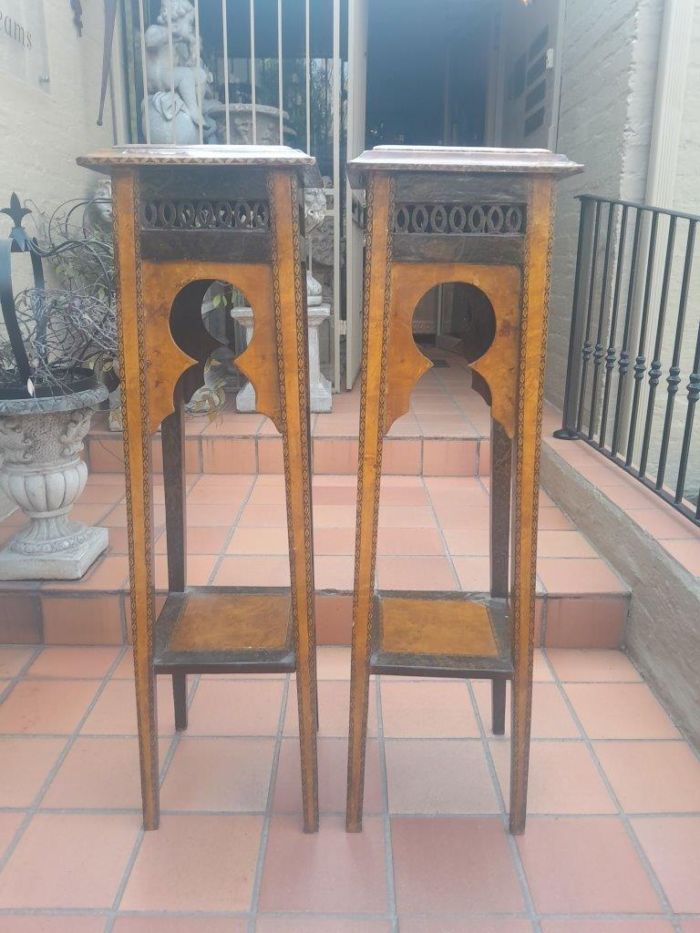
[307,303,333,412]
[230,306,257,413]
[232,285,333,413]
[0,386,109,580]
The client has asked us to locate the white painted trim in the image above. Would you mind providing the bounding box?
[332,0,342,393]
[646,0,694,208]
[250,0,257,144]
[277,0,284,142]
[345,0,368,390]
[221,0,231,143]
[194,0,204,144]
[485,0,506,146]
[137,0,151,143]
[548,0,567,151]
[305,0,311,155]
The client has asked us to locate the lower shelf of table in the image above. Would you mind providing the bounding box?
[154,587,295,675]
[370,591,513,678]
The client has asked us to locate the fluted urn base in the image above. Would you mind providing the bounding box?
[0,524,108,581]
[0,385,108,581]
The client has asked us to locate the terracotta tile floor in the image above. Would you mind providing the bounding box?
[0,645,698,929]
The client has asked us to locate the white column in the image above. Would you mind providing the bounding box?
[646,0,694,208]
[231,306,256,412]
[307,303,333,412]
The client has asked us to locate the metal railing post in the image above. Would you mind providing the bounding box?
[554,192,700,526]
[554,196,589,439]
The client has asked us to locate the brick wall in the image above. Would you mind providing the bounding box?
[0,4,121,235]
[545,0,663,404]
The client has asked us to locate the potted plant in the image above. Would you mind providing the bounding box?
[0,191,117,579]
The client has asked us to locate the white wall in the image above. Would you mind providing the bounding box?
[667,0,700,216]
[0,3,123,235]
[0,5,124,513]
[545,0,700,498]
[545,0,663,403]
[649,0,700,495]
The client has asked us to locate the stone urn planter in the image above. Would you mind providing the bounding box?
[0,377,109,580]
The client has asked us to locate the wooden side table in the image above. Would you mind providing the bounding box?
[78,146,320,832]
[345,146,581,834]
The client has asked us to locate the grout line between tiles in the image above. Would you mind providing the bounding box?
[545,649,684,932]
[467,678,542,932]
[0,904,688,927]
[421,476,463,591]
[0,644,129,883]
[106,832,143,929]
[0,644,43,704]
[596,648,700,769]
[206,472,259,585]
[375,675,399,931]
[0,730,692,745]
[106,670,203,929]
[247,673,291,931]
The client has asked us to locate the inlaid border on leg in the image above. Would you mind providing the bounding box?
[347,174,395,833]
[113,170,159,831]
[509,178,555,834]
[269,169,319,833]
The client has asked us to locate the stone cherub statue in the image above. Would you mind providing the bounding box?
[144,0,217,144]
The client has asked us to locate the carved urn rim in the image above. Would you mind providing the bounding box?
[0,383,108,417]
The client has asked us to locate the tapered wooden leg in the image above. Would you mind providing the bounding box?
[490,420,511,737]
[509,425,538,834]
[161,385,188,730]
[346,436,382,832]
[113,171,159,830]
[491,677,507,735]
[270,170,318,832]
[295,631,319,833]
[509,178,553,834]
[345,444,381,833]
[490,419,511,600]
[347,174,393,833]
[313,669,320,732]
[172,672,188,731]
[161,385,187,594]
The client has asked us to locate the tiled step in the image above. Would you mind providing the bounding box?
[86,354,492,477]
[86,420,490,478]
[0,473,629,650]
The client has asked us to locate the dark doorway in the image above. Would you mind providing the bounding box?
[365,0,492,148]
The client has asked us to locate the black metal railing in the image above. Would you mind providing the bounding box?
[556,194,700,526]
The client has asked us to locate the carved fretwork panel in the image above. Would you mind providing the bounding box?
[141,261,281,434]
[393,203,526,236]
[141,198,270,232]
[384,263,521,438]
[136,166,291,265]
